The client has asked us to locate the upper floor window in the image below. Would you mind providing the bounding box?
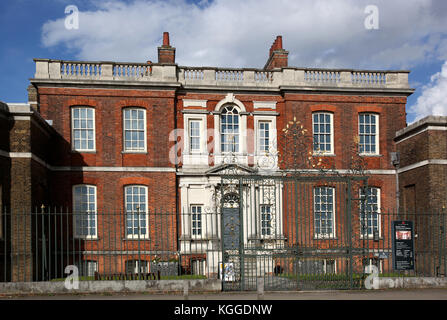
[125,185,148,239]
[72,107,95,151]
[258,121,271,153]
[221,105,239,153]
[359,113,379,155]
[123,108,146,152]
[359,187,381,238]
[314,186,335,238]
[313,112,333,154]
[73,185,97,238]
[189,120,201,153]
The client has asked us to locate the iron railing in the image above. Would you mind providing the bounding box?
[0,207,445,289]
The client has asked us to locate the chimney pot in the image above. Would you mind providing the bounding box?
[276,36,282,50]
[264,35,288,70]
[158,31,176,64]
[163,32,170,46]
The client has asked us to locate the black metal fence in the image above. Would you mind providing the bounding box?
[0,208,210,282]
[0,207,446,290]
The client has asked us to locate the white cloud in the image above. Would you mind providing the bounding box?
[408,60,447,122]
[41,0,447,69]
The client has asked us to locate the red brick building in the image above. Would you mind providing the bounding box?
[1,33,415,282]
[394,116,447,276]
[395,115,447,213]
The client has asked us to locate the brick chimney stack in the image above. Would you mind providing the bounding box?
[158,32,176,64]
[264,35,288,70]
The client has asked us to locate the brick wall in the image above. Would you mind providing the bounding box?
[396,121,447,212]
[279,93,406,170]
[38,87,176,168]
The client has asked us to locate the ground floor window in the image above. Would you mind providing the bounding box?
[73,185,97,238]
[125,185,148,238]
[76,260,97,277]
[362,258,382,274]
[190,205,202,237]
[126,260,149,274]
[314,186,335,238]
[260,204,272,236]
[191,259,206,275]
[322,259,336,274]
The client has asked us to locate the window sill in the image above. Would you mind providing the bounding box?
[248,235,287,241]
[74,236,98,240]
[71,150,96,154]
[179,235,211,241]
[123,237,150,241]
[359,154,382,157]
[312,153,336,157]
[313,236,337,240]
[360,236,383,240]
[121,151,148,154]
[183,152,208,155]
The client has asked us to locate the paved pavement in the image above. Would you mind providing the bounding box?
[0,288,446,300]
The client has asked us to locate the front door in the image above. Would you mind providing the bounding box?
[221,206,242,290]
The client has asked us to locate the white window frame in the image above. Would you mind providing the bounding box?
[190,204,203,238]
[254,115,278,170]
[123,108,147,153]
[125,260,149,274]
[76,260,97,277]
[363,258,383,274]
[359,187,381,239]
[124,185,149,239]
[188,119,203,154]
[191,259,206,275]
[359,113,379,155]
[220,105,240,154]
[313,186,336,239]
[71,107,96,152]
[72,185,97,239]
[260,204,273,238]
[182,114,208,166]
[312,112,334,155]
[322,259,337,274]
[258,121,271,154]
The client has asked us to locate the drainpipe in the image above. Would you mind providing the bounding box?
[390,152,400,216]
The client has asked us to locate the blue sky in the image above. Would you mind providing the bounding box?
[1,0,447,123]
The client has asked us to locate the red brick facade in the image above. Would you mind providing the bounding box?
[1,34,416,281]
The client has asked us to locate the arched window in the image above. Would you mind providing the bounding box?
[220,105,239,153]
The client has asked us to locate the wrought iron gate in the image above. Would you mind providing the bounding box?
[220,173,373,291]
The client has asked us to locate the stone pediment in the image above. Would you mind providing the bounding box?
[205,163,257,175]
